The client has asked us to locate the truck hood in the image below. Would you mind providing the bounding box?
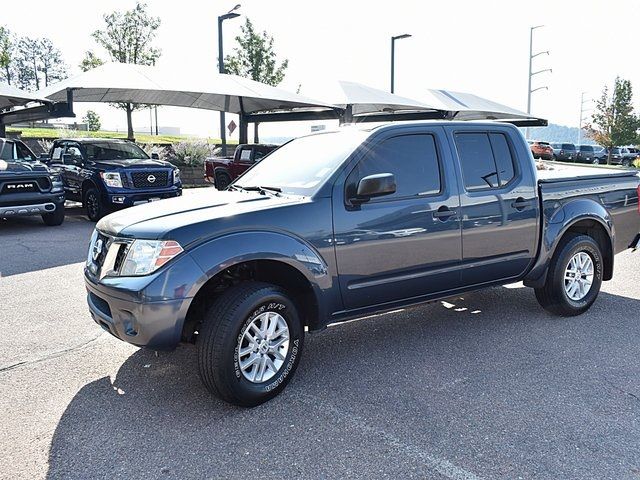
[89,158,174,170]
[97,187,304,242]
[0,159,50,175]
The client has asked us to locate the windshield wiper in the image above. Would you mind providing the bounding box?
[235,185,282,195]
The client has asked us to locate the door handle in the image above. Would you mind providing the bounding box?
[433,206,457,220]
[511,197,532,211]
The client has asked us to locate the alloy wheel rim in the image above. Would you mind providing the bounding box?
[87,193,98,218]
[564,251,594,301]
[238,311,290,383]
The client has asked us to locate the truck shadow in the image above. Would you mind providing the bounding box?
[45,286,640,479]
[0,204,93,276]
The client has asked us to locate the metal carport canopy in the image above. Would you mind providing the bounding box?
[0,82,50,111]
[36,62,337,116]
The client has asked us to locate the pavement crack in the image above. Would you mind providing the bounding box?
[603,379,640,403]
[0,332,104,374]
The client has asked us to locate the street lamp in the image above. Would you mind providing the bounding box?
[390,33,411,93]
[218,5,241,154]
[578,92,592,144]
[526,25,551,139]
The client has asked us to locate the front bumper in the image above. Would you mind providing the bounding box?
[0,192,65,217]
[104,186,182,208]
[84,250,204,350]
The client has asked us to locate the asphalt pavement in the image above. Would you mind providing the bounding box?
[1,206,639,480]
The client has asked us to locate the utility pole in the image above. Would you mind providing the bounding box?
[526,25,551,139]
[218,5,241,154]
[578,92,591,145]
[390,34,411,93]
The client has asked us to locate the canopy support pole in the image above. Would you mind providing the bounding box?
[340,105,354,125]
[253,122,259,143]
[239,114,248,144]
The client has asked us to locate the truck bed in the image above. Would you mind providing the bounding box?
[536,161,639,183]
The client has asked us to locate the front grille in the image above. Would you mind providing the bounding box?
[113,243,129,272]
[92,233,110,270]
[131,170,169,188]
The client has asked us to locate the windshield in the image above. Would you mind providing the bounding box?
[84,142,149,161]
[234,130,367,196]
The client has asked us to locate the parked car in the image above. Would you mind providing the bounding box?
[0,138,65,226]
[47,138,182,221]
[593,146,608,163]
[528,140,554,160]
[619,147,640,167]
[84,122,640,407]
[204,143,279,189]
[550,143,577,161]
[576,145,597,164]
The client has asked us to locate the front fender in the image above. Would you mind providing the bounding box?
[187,230,332,323]
[524,199,613,287]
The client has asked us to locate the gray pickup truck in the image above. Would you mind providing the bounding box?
[0,138,65,226]
[84,122,640,406]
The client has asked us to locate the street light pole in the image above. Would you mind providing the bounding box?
[578,92,591,145]
[526,25,550,139]
[390,34,411,94]
[218,5,241,154]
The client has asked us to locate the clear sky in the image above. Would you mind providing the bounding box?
[2,0,639,139]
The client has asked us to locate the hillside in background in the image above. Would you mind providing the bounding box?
[524,123,594,144]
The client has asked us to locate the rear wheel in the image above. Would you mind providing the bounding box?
[622,158,631,167]
[197,282,304,407]
[84,187,105,222]
[534,234,603,316]
[215,172,232,190]
[41,203,65,226]
[592,158,599,165]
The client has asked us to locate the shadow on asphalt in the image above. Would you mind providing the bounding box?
[0,205,94,277]
[45,286,640,479]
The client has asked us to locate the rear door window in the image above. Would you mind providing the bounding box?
[455,132,517,191]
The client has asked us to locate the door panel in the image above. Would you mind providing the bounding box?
[333,128,462,310]
[451,128,539,285]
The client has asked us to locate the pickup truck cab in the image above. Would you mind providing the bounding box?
[204,143,278,189]
[0,138,65,226]
[48,138,182,221]
[84,122,640,407]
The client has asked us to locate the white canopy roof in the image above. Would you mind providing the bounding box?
[37,62,335,115]
[0,82,49,110]
[422,89,543,123]
[305,80,441,116]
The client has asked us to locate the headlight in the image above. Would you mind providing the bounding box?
[100,172,123,188]
[173,169,181,185]
[50,173,64,193]
[120,239,183,276]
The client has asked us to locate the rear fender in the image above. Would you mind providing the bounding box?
[524,199,613,287]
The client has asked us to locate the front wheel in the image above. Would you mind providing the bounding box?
[84,187,105,222]
[534,234,603,316]
[592,158,600,165]
[197,282,304,407]
[41,204,65,226]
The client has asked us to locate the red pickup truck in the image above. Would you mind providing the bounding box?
[204,144,279,190]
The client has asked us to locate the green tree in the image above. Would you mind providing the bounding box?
[586,77,639,164]
[15,37,40,90]
[83,110,101,131]
[79,51,104,72]
[38,38,68,87]
[0,26,14,85]
[224,18,288,86]
[91,2,161,139]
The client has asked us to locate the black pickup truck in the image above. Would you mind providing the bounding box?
[84,122,640,406]
[0,138,65,226]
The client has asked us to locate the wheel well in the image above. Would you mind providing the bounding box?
[214,168,231,178]
[81,180,99,200]
[182,260,318,343]
[564,219,613,280]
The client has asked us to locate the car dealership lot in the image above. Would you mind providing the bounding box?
[1,205,639,480]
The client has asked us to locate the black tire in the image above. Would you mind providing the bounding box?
[215,172,232,190]
[534,234,603,316]
[84,187,105,222]
[552,154,557,161]
[197,282,304,407]
[41,204,65,226]
[622,158,631,167]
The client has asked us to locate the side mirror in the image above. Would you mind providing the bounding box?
[39,154,50,164]
[62,153,80,166]
[355,173,396,201]
[151,152,160,160]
